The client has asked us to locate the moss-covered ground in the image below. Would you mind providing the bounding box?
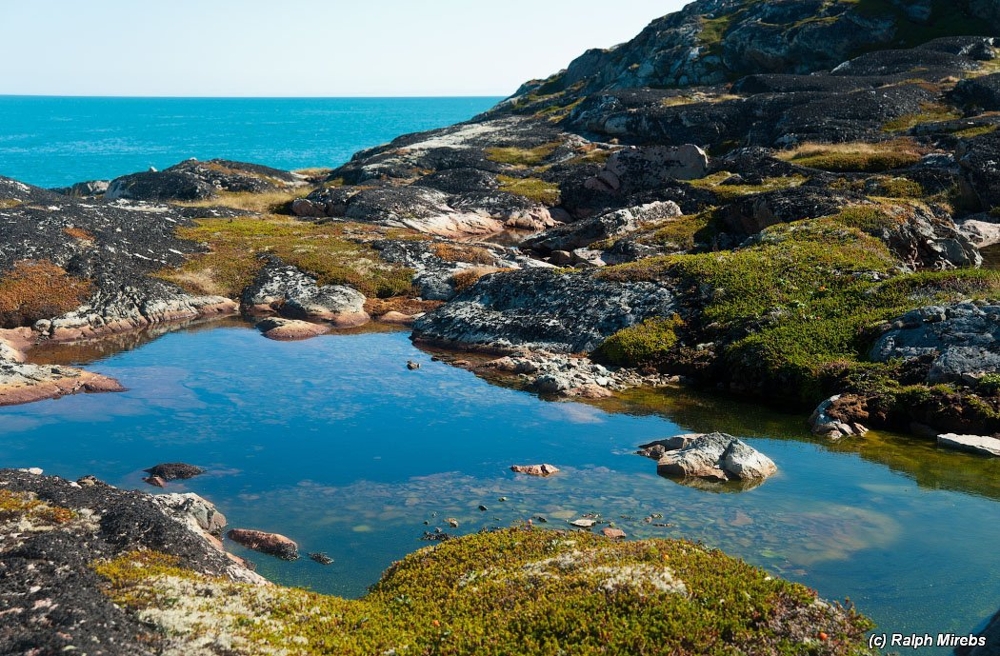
[93,528,875,656]
[597,217,1000,404]
[159,216,414,300]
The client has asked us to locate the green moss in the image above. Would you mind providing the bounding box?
[497,175,561,205]
[485,142,562,167]
[646,210,717,252]
[686,172,808,202]
[160,217,414,300]
[954,124,999,139]
[834,205,904,233]
[599,217,1000,404]
[93,529,875,655]
[782,143,923,173]
[882,106,962,133]
[979,374,1000,395]
[597,315,684,365]
[699,15,733,53]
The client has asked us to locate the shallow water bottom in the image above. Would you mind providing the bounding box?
[2,324,998,653]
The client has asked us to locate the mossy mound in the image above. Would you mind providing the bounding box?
[95,528,874,655]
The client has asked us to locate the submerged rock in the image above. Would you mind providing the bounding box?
[143,463,204,481]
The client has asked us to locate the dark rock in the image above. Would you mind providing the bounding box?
[871,302,1000,384]
[950,73,1000,111]
[959,129,1000,209]
[413,268,676,354]
[309,552,334,565]
[721,187,849,235]
[52,179,110,197]
[143,463,204,481]
[0,469,261,655]
[523,201,681,254]
[830,47,981,77]
[105,158,301,202]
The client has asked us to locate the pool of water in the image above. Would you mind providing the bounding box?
[3,322,999,652]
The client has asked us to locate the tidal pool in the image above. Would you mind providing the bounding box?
[3,322,999,653]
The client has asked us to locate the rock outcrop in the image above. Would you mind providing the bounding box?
[240,255,369,327]
[870,302,1000,384]
[937,433,1000,457]
[0,469,265,655]
[105,158,303,202]
[413,268,676,354]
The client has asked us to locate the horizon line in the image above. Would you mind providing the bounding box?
[0,93,509,100]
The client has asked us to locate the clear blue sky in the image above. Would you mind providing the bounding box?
[1,1,688,97]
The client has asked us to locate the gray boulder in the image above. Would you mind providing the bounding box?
[523,201,682,255]
[870,302,1000,384]
[587,145,708,195]
[241,256,369,327]
[638,432,777,482]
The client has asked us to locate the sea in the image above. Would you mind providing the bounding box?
[1,96,998,651]
[0,95,502,189]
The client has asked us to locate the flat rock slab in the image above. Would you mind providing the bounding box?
[937,433,1000,458]
[256,317,331,341]
[0,363,124,406]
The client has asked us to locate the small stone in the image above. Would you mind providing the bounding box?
[76,475,99,487]
[570,518,597,529]
[601,527,626,539]
[407,361,421,370]
[498,496,507,502]
[478,505,488,512]
[143,476,167,488]
[447,518,459,528]
[18,467,43,476]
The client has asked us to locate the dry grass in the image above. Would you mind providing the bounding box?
[430,242,496,265]
[777,140,925,172]
[0,260,92,328]
[176,189,309,214]
[63,226,95,241]
[449,267,507,293]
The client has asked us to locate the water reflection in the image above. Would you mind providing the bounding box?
[2,325,999,651]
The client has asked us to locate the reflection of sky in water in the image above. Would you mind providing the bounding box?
[1,325,998,650]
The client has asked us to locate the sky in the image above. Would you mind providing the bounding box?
[1,1,689,98]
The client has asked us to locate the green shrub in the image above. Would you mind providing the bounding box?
[597,315,684,365]
[497,175,561,205]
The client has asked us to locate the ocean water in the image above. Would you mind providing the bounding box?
[0,95,998,652]
[0,96,501,189]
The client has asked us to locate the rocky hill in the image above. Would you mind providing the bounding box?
[3,1,1000,441]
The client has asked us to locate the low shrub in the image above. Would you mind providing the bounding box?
[0,260,92,328]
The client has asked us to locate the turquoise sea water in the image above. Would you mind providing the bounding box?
[0,95,998,652]
[0,96,501,188]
